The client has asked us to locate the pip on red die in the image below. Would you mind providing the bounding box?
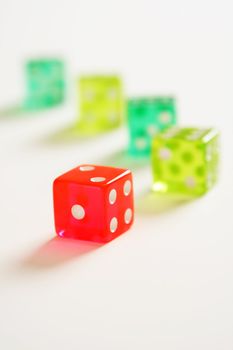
[53,164,134,243]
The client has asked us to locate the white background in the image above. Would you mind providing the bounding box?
[0,1,233,349]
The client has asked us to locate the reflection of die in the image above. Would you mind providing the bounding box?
[151,127,219,195]
[127,97,177,157]
[24,58,65,109]
[53,165,134,243]
[78,76,124,133]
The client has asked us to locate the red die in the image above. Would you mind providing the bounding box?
[53,164,134,243]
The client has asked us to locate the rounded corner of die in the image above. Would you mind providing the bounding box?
[53,177,59,187]
[129,214,135,228]
[123,167,132,177]
[53,176,62,190]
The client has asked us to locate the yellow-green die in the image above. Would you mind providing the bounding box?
[151,127,219,195]
[78,76,124,133]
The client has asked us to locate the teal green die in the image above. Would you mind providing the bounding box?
[24,59,65,109]
[151,127,219,195]
[77,76,124,134]
[127,97,176,157]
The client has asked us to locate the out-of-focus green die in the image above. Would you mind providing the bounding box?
[127,96,177,157]
[24,59,65,109]
[77,76,124,134]
[151,127,219,195]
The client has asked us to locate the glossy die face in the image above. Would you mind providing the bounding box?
[53,165,134,243]
[78,76,124,133]
[151,127,219,195]
[127,97,176,157]
[25,59,65,109]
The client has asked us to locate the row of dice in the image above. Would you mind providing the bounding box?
[24,59,177,157]
[77,76,177,158]
[24,59,219,242]
[74,74,219,197]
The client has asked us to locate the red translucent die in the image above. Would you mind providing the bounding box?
[53,164,134,243]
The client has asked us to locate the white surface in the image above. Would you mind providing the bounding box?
[0,1,233,349]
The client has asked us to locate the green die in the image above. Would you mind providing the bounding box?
[78,76,124,134]
[151,127,219,195]
[24,59,65,109]
[127,96,176,157]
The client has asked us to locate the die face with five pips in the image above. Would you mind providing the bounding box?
[151,127,219,195]
[24,59,65,109]
[53,165,134,243]
[127,96,177,156]
[78,76,124,133]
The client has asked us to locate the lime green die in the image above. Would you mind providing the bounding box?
[24,58,65,109]
[127,97,176,157]
[151,127,219,195]
[78,76,124,133]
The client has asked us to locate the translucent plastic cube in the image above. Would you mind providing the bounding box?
[127,96,176,157]
[151,127,219,195]
[77,76,124,134]
[24,58,65,109]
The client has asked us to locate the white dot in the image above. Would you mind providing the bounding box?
[108,88,117,100]
[158,148,172,160]
[163,133,173,139]
[109,189,117,204]
[159,112,171,124]
[186,134,197,140]
[124,208,132,224]
[163,128,179,139]
[90,177,106,182]
[135,137,147,149]
[85,113,95,122]
[109,112,118,123]
[187,131,201,140]
[71,204,85,220]
[79,166,95,171]
[84,89,94,101]
[110,217,118,233]
[147,125,157,136]
[185,176,196,188]
[124,180,131,196]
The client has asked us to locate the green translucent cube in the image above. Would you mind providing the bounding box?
[151,127,219,196]
[24,59,65,109]
[77,75,124,134]
[127,96,177,157]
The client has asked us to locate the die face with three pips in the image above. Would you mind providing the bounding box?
[127,96,177,156]
[151,127,219,195]
[78,76,124,133]
[53,165,134,243]
[24,59,65,109]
